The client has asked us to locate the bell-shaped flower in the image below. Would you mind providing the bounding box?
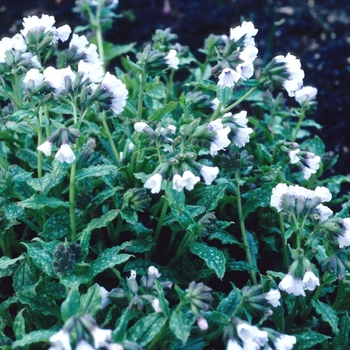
[337,218,350,248]
[274,53,305,97]
[278,273,305,296]
[100,72,128,114]
[144,173,163,194]
[265,289,281,307]
[227,339,243,350]
[237,45,258,80]
[69,34,101,64]
[37,140,53,156]
[236,322,268,348]
[302,270,320,291]
[49,329,71,350]
[165,49,179,69]
[230,21,258,48]
[295,86,318,105]
[76,340,95,350]
[200,165,219,185]
[23,68,44,87]
[288,148,300,164]
[197,316,209,331]
[55,143,76,164]
[217,68,240,88]
[90,326,112,349]
[274,334,297,350]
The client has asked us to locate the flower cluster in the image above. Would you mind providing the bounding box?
[270,183,333,222]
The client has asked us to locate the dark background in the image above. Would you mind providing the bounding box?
[1,0,350,177]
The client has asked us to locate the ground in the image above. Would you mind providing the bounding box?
[2,0,350,177]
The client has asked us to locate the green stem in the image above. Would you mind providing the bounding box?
[301,283,324,323]
[148,198,169,258]
[235,172,257,285]
[279,216,290,269]
[137,71,146,122]
[100,113,120,163]
[209,101,223,122]
[222,86,257,114]
[292,107,306,142]
[286,296,300,333]
[69,162,77,242]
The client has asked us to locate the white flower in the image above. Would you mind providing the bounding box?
[173,174,184,191]
[237,45,258,80]
[106,344,124,350]
[78,60,104,83]
[337,218,350,248]
[314,186,332,202]
[43,66,75,92]
[0,34,27,63]
[274,53,304,97]
[316,204,333,222]
[166,125,177,134]
[270,183,289,212]
[210,126,231,156]
[90,326,112,348]
[148,266,161,278]
[49,329,71,350]
[182,171,201,191]
[69,34,101,64]
[37,140,53,156]
[152,298,163,313]
[55,144,76,164]
[227,339,243,350]
[211,97,220,110]
[23,68,44,86]
[218,68,240,88]
[76,340,95,350]
[101,72,128,114]
[21,14,71,43]
[134,122,148,132]
[165,49,179,69]
[295,86,318,105]
[197,316,208,331]
[288,148,300,164]
[144,173,163,194]
[278,273,305,296]
[200,165,219,185]
[233,127,253,148]
[274,334,297,350]
[230,21,258,48]
[231,111,249,127]
[265,289,281,307]
[302,166,316,180]
[302,270,320,291]
[236,323,268,348]
[208,118,224,132]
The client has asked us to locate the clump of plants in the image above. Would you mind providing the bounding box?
[0,0,350,349]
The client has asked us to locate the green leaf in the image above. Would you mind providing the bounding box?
[60,248,132,286]
[146,85,166,99]
[44,160,70,194]
[11,330,55,348]
[104,42,136,63]
[242,183,275,219]
[195,183,227,212]
[184,80,217,92]
[294,331,330,350]
[311,299,339,334]
[61,284,80,322]
[169,310,195,345]
[165,181,185,213]
[13,261,36,292]
[189,242,226,279]
[17,194,69,210]
[23,242,56,277]
[217,287,241,316]
[40,211,71,240]
[80,284,102,317]
[127,313,167,347]
[332,313,350,349]
[79,210,119,258]
[217,86,233,107]
[15,149,38,169]
[75,164,119,180]
[149,101,178,121]
[17,289,60,317]
[4,202,25,227]
[27,174,52,192]
[13,308,26,343]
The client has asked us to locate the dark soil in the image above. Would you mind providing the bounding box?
[2,0,350,177]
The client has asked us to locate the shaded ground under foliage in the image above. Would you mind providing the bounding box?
[2,0,350,178]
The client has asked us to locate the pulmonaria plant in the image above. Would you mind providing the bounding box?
[1,4,350,350]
